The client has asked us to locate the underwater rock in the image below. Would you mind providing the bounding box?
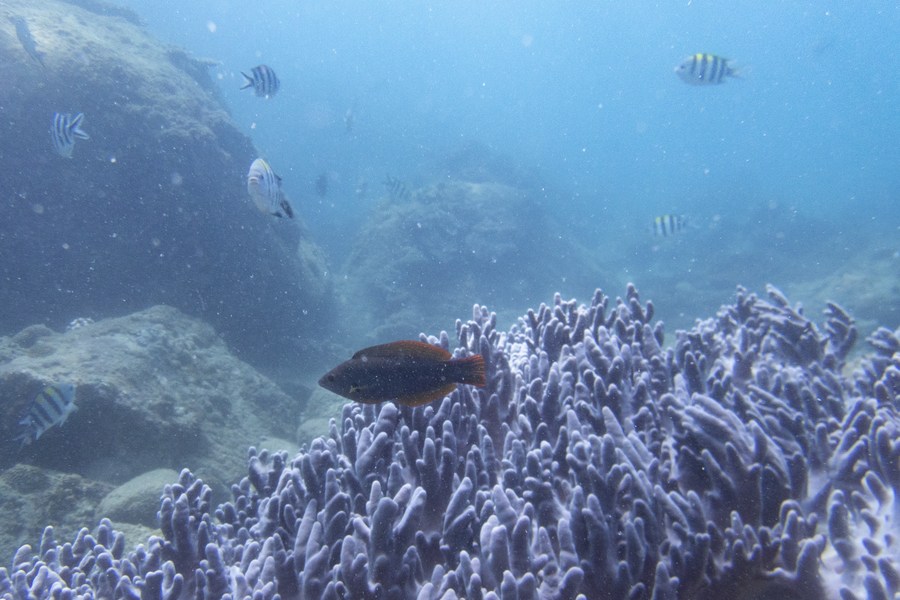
[0,464,113,571]
[0,305,306,559]
[343,178,604,341]
[3,285,897,598]
[0,0,331,366]
[96,469,180,529]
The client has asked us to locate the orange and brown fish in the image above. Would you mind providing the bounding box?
[318,340,486,406]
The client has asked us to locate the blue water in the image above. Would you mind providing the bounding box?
[1,0,898,575]
[72,1,900,332]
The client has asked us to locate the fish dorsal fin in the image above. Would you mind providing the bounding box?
[398,382,457,407]
[352,340,451,361]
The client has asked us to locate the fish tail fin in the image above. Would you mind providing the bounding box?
[280,198,294,219]
[70,113,90,140]
[453,354,486,387]
[728,61,747,80]
[240,72,254,89]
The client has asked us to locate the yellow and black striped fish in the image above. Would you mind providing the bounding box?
[16,383,77,448]
[652,214,687,237]
[675,53,739,85]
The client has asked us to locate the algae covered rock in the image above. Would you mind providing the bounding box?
[341,179,598,340]
[0,0,331,365]
[0,305,312,559]
[0,464,113,566]
[0,306,303,485]
[95,468,179,528]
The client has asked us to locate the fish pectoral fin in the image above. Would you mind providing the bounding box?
[397,382,457,407]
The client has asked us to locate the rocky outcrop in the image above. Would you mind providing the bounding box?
[0,305,312,559]
[341,179,603,341]
[0,464,113,570]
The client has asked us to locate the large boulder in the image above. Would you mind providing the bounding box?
[0,306,305,485]
[0,0,331,366]
[0,305,323,561]
[340,179,604,341]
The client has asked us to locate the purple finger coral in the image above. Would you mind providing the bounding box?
[2,285,897,599]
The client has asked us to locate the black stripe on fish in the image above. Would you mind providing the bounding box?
[43,387,64,413]
[32,399,57,427]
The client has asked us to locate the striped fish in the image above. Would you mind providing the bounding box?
[652,214,687,237]
[16,383,77,448]
[247,158,294,218]
[383,175,411,201]
[50,112,90,158]
[240,64,280,98]
[675,53,739,85]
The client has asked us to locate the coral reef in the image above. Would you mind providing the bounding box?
[2,285,898,599]
[0,0,330,365]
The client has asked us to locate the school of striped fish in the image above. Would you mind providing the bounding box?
[5,12,750,432]
[7,11,739,235]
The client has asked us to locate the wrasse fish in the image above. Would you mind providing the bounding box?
[319,340,486,406]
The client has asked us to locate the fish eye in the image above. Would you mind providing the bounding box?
[327,374,335,382]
